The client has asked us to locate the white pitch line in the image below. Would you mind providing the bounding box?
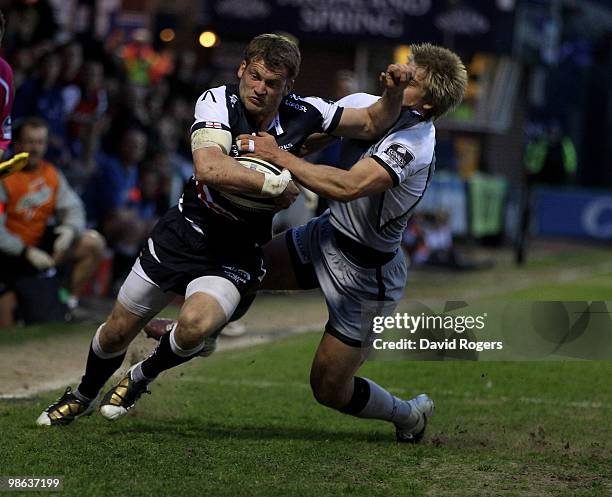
[0,375,85,400]
[0,323,325,400]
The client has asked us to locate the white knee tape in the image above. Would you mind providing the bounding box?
[169,326,206,357]
[92,323,126,359]
[185,275,241,321]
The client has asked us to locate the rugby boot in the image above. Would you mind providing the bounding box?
[36,387,97,426]
[395,394,435,443]
[99,366,150,420]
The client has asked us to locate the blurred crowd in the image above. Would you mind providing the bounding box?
[0,2,214,324]
[0,1,466,326]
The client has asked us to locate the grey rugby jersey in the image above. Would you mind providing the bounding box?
[329,93,436,252]
[182,83,343,245]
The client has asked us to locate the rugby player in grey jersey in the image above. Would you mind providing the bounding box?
[237,43,467,442]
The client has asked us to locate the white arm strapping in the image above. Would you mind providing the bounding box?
[191,128,232,155]
[261,169,292,197]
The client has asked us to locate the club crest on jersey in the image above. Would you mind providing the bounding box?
[382,143,414,169]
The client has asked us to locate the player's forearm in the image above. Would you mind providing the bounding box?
[270,149,358,202]
[362,89,404,139]
[193,151,264,194]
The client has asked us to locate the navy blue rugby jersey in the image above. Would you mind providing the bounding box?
[180,83,343,246]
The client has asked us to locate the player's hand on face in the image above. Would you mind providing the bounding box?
[273,180,299,211]
[380,63,412,96]
[236,132,280,162]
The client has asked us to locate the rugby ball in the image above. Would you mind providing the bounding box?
[219,156,283,212]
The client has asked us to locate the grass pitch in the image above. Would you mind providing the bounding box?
[1,335,611,497]
[1,242,611,497]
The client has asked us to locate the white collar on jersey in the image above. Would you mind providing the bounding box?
[267,113,284,135]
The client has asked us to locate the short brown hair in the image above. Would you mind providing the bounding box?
[410,43,468,120]
[244,33,301,80]
[14,117,48,141]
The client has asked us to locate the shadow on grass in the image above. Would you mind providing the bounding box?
[100,418,414,445]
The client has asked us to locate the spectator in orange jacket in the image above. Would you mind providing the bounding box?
[0,117,105,326]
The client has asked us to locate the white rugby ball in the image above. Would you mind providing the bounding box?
[219,156,283,212]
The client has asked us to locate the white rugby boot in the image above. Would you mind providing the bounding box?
[395,394,435,443]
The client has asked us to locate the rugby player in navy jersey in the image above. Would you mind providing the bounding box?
[37,33,411,426]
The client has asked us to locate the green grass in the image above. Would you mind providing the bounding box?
[2,242,612,496]
[0,322,85,346]
[1,333,611,497]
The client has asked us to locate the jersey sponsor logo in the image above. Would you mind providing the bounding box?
[15,183,52,221]
[382,143,414,169]
[221,265,251,286]
[283,99,308,112]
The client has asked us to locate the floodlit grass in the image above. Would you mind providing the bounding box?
[1,242,611,496]
[1,333,611,497]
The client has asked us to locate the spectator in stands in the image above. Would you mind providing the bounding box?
[167,50,198,102]
[83,126,154,286]
[525,120,577,185]
[59,40,84,89]
[9,45,34,93]
[3,0,58,52]
[66,60,108,187]
[155,114,192,206]
[13,49,68,166]
[0,117,105,326]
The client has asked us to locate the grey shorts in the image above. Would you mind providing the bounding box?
[287,212,407,347]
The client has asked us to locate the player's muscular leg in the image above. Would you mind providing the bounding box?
[174,292,228,350]
[310,333,368,409]
[98,300,150,353]
[260,232,301,290]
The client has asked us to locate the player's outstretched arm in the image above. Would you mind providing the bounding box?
[237,132,392,202]
[332,63,410,141]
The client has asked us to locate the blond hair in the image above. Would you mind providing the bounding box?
[244,33,301,80]
[410,43,467,120]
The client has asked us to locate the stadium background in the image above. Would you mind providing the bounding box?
[0,1,611,496]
